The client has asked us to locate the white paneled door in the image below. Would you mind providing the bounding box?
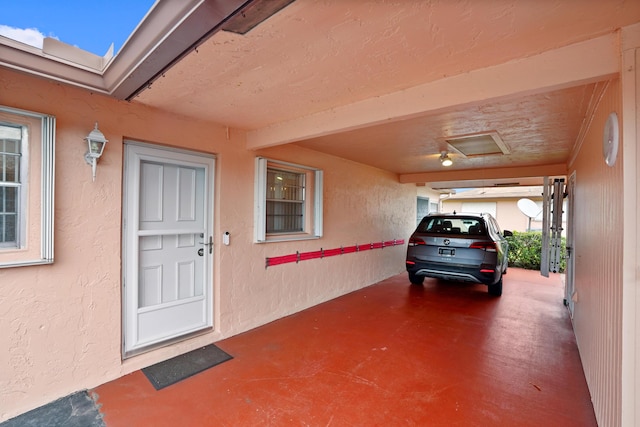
[123,142,215,357]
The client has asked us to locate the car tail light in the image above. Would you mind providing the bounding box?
[469,241,497,252]
[408,237,426,247]
[406,260,416,265]
[480,268,495,273]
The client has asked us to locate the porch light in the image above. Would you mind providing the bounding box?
[84,122,108,181]
[440,151,453,167]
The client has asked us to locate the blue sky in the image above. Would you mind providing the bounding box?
[0,1,156,55]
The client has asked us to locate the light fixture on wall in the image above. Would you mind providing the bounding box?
[439,151,453,167]
[84,122,108,181]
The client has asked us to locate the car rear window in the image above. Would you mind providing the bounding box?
[416,217,487,236]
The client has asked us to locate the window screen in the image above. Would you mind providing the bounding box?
[266,168,305,233]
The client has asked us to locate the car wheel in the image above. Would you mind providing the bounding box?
[409,272,424,285]
[488,277,503,296]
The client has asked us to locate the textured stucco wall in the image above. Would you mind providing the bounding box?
[0,69,415,421]
[495,200,530,233]
[443,197,542,233]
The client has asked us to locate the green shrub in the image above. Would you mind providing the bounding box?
[505,231,566,273]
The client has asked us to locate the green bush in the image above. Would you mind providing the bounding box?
[505,231,566,273]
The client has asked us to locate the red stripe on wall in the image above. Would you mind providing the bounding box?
[265,240,405,268]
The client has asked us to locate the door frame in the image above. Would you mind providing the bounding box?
[621,42,639,427]
[416,196,430,226]
[121,141,216,358]
[565,171,576,316]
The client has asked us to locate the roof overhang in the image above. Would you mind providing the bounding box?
[0,0,252,99]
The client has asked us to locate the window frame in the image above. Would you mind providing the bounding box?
[0,124,25,248]
[0,105,55,268]
[254,157,322,243]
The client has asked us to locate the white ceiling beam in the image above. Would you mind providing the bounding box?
[399,163,568,185]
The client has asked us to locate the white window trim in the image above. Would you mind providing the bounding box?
[0,124,26,250]
[254,157,322,243]
[0,106,55,268]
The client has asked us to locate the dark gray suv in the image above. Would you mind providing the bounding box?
[405,212,512,296]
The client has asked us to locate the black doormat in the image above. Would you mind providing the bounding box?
[142,344,233,390]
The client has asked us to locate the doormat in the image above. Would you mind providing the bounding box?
[142,344,233,390]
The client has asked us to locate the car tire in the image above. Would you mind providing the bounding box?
[488,277,503,296]
[409,272,424,285]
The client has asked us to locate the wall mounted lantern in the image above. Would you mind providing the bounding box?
[84,122,108,181]
[439,151,453,167]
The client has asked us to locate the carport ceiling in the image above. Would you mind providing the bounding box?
[128,0,639,187]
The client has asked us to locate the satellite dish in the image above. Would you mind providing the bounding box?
[517,198,540,218]
[517,198,541,232]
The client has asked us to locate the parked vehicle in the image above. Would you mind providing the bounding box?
[405,212,512,296]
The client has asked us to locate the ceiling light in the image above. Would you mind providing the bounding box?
[440,151,453,167]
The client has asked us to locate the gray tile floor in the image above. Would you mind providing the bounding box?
[1,391,104,427]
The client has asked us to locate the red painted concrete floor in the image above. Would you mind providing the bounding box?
[93,268,597,426]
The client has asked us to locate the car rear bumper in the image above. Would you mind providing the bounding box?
[406,261,499,285]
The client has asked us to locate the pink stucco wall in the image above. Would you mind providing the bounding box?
[442,198,545,233]
[0,68,416,420]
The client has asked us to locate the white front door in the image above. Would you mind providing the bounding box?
[123,142,215,357]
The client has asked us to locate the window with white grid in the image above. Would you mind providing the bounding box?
[0,106,55,268]
[255,157,322,243]
[0,125,23,248]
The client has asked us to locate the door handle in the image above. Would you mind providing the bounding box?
[200,235,213,254]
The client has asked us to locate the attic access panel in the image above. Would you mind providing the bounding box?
[446,132,510,157]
